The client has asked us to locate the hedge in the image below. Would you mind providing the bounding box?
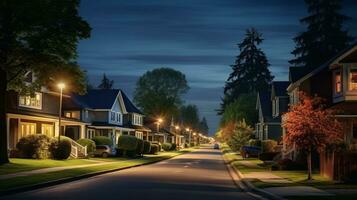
[92,136,112,146]
[136,139,144,156]
[258,152,280,161]
[143,141,151,154]
[77,138,96,154]
[117,135,138,151]
[149,144,159,154]
[261,140,277,153]
[50,136,72,160]
[170,143,177,151]
[16,134,53,159]
[162,143,172,151]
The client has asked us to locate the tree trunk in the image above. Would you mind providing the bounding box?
[0,68,9,164]
[307,147,312,180]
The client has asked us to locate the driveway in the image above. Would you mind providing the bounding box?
[1,147,256,200]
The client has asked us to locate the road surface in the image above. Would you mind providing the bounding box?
[2,146,256,200]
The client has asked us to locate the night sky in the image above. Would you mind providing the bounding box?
[78,0,357,135]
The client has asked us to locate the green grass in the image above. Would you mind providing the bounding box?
[0,159,94,175]
[0,149,192,192]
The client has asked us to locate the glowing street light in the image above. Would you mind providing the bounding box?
[156,118,163,133]
[57,82,65,142]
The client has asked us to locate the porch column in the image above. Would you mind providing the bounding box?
[80,124,85,139]
[112,128,116,146]
[6,116,10,149]
[54,121,59,137]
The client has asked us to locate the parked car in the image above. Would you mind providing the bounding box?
[240,146,261,158]
[213,143,220,149]
[94,145,114,157]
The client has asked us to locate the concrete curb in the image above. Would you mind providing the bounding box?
[0,153,187,197]
[222,154,287,200]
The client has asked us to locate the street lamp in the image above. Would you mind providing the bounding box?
[186,128,192,145]
[156,118,163,133]
[57,82,65,142]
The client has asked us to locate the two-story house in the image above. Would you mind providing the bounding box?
[284,42,357,180]
[255,81,289,142]
[6,72,88,157]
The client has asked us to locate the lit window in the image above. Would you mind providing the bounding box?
[65,112,72,118]
[41,124,54,137]
[335,71,342,93]
[19,92,42,109]
[349,68,357,91]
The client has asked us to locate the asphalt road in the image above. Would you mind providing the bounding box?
[2,146,256,200]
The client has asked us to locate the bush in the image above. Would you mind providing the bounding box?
[92,136,112,146]
[248,139,261,147]
[50,136,72,160]
[149,144,159,154]
[162,143,172,151]
[259,152,280,161]
[117,135,138,151]
[170,143,177,151]
[272,158,306,171]
[184,143,189,148]
[136,139,144,156]
[261,140,277,153]
[143,141,151,154]
[77,138,96,154]
[16,134,53,159]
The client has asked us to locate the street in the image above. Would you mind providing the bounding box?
[1,147,255,200]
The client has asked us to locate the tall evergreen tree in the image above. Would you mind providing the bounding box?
[290,0,353,69]
[220,28,273,114]
[198,117,209,135]
[98,73,114,89]
[180,104,200,130]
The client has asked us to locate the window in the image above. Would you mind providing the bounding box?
[349,68,357,91]
[19,92,42,109]
[65,112,72,118]
[41,124,53,137]
[24,71,33,83]
[20,122,36,138]
[111,112,116,121]
[85,110,89,119]
[335,71,342,94]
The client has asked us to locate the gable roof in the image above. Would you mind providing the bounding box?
[289,67,311,83]
[257,91,272,118]
[288,42,357,92]
[119,90,143,115]
[74,89,119,109]
[272,81,290,97]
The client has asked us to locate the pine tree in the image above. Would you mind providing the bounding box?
[98,73,114,89]
[220,28,273,113]
[290,0,353,69]
[199,117,209,135]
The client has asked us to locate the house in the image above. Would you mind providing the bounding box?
[255,81,289,142]
[64,89,146,146]
[6,73,88,157]
[284,42,357,180]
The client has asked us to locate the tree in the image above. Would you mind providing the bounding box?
[220,93,258,127]
[290,0,352,69]
[282,93,343,180]
[220,28,273,113]
[134,68,189,120]
[0,0,91,164]
[198,117,209,135]
[180,104,200,130]
[227,120,253,152]
[97,73,114,89]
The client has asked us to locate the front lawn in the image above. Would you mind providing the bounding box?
[0,149,192,192]
[0,159,94,175]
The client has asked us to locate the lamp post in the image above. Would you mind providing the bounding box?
[186,128,191,145]
[175,126,180,145]
[57,82,65,142]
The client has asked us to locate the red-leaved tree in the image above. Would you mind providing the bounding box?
[283,92,343,180]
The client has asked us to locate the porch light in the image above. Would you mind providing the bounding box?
[175,126,180,130]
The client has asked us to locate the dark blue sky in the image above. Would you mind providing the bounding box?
[78,0,357,135]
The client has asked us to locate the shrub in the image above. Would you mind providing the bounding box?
[16,134,53,159]
[261,140,277,153]
[77,138,96,154]
[136,139,144,156]
[272,158,306,171]
[184,143,189,148]
[92,136,112,146]
[162,143,172,151]
[170,143,177,151]
[143,141,151,154]
[115,148,124,157]
[50,136,72,160]
[259,152,280,161]
[248,139,261,147]
[149,144,159,154]
[117,135,138,151]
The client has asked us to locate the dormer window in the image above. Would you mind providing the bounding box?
[334,71,342,94]
[349,68,357,91]
[24,71,34,83]
[19,92,42,109]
